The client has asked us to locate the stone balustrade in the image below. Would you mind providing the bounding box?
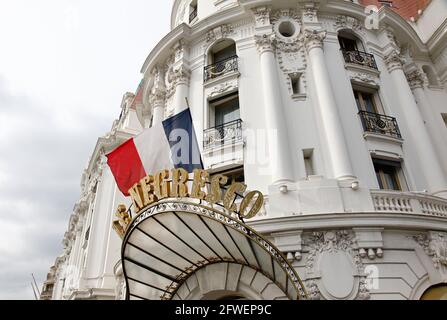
[371,190,447,217]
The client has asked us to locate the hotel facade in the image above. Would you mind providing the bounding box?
[42,0,447,300]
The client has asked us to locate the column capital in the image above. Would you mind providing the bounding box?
[384,50,405,72]
[149,88,166,107]
[168,66,190,87]
[255,33,276,54]
[405,69,425,90]
[301,29,327,52]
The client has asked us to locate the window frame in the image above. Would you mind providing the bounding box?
[208,92,240,128]
[372,158,406,191]
[352,86,384,115]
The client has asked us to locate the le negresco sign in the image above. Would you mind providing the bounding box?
[128,168,264,219]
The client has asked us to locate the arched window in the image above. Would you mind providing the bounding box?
[421,284,447,300]
[204,39,238,82]
[338,29,377,70]
[338,29,365,52]
[207,39,236,65]
[422,65,440,87]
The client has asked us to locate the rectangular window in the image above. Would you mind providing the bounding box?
[353,89,381,114]
[303,149,315,177]
[373,158,404,191]
[189,1,198,23]
[210,93,240,127]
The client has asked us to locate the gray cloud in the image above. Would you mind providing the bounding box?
[0,0,171,299]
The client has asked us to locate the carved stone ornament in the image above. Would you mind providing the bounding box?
[271,9,302,53]
[252,6,271,27]
[301,29,327,52]
[350,72,378,86]
[208,80,238,99]
[166,66,190,98]
[206,24,235,44]
[384,50,405,72]
[334,15,363,33]
[412,232,447,269]
[304,230,370,300]
[255,33,276,54]
[148,88,166,107]
[405,69,425,89]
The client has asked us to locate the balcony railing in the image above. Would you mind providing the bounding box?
[204,55,238,82]
[359,111,402,139]
[371,190,447,218]
[342,49,378,70]
[203,119,242,150]
[189,8,197,23]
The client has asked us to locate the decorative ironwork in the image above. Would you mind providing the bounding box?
[204,55,238,82]
[359,111,402,139]
[342,49,378,70]
[189,8,197,23]
[203,119,242,150]
[122,200,308,300]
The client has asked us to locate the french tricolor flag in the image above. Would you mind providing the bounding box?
[106,108,203,196]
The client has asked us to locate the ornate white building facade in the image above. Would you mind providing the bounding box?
[42,0,447,300]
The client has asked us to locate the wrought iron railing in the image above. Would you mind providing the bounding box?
[204,55,238,82]
[358,111,402,139]
[342,49,378,70]
[189,8,197,23]
[203,119,243,150]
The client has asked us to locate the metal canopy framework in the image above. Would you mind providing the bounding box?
[121,200,307,300]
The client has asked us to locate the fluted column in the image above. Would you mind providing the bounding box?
[255,34,294,184]
[406,69,447,175]
[302,29,356,180]
[385,51,447,196]
[149,89,166,125]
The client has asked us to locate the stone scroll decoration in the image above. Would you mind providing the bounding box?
[412,232,447,276]
[303,230,371,300]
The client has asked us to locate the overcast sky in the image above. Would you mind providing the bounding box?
[0,0,171,299]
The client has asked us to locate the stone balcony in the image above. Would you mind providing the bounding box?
[371,190,447,218]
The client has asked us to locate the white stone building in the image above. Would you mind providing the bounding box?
[43,0,447,300]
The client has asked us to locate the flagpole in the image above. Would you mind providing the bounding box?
[185,97,190,109]
[30,282,39,300]
[31,273,41,299]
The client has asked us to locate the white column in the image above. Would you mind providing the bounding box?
[406,69,447,175]
[255,34,294,184]
[385,51,447,196]
[302,29,356,180]
[173,79,189,114]
[149,89,166,124]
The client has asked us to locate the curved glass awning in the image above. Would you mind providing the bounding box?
[121,200,307,300]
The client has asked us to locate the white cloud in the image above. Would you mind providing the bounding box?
[0,0,171,299]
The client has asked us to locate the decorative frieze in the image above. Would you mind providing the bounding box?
[333,15,364,33]
[206,24,235,45]
[252,6,271,27]
[208,80,238,100]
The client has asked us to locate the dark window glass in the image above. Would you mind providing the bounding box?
[214,96,240,126]
[373,159,402,191]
